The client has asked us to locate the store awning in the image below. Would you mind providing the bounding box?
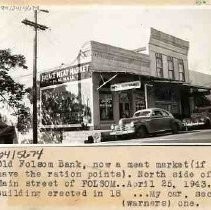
[183,83,211,91]
[153,78,210,89]
[153,79,188,85]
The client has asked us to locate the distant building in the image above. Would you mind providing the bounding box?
[39,28,211,130]
[189,70,211,107]
[189,70,211,89]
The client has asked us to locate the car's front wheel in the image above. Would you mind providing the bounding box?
[136,126,147,138]
[204,119,211,129]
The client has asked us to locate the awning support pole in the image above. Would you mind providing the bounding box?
[97,74,118,91]
[100,74,105,83]
[144,83,153,109]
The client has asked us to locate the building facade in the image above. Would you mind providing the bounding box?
[148,28,190,118]
[40,28,209,130]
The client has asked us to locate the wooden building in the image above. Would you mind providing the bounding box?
[40,28,210,130]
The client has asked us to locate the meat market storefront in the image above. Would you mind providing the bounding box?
[40,41,152,130]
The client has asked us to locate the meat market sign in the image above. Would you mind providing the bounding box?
[111,81,141,91]
[40,63,91,87]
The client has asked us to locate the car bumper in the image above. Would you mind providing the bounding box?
[110,128,135,136]
[183,122,205,127]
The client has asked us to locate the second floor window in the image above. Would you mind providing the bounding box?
[178,59,185,82]
[167,56,175,80]
[156,53,163,78]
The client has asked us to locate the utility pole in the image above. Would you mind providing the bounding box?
[22,9,49,144]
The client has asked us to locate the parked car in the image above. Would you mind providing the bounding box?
[110,108,182,138]
[182,106,211,130]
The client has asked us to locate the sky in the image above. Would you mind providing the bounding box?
[1,5,211,87]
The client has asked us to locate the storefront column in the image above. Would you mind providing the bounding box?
[145,83,154,108]
[113,92,119,124]
[189,96,195,114]
[92,73,101,129]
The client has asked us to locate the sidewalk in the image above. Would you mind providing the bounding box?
[17,129,113,144]
[62,130,111,144]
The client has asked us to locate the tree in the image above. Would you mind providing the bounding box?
[0,49,31,133]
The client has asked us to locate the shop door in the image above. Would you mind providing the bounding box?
[119,102,131,118]
[119,92,131,118]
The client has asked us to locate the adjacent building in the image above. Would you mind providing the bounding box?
[189,70,211,107]
[39,28,211,130]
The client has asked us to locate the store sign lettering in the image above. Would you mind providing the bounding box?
[40,63,90,86]
[111,81,141,91]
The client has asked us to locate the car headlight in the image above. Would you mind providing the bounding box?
[182,119,188,124]
[119,119,123,126]
[111,124,115,130]
[130,121,135,127]
[200,118,205,122]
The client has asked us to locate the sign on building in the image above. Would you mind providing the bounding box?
[40,63,91,87]
[111,81,141,92]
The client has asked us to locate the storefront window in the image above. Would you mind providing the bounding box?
[99,93,113,120]
[154,85,180,114]
[156,53,163,78]
[178,59,185,82]
[155,86,177,101]
[133,90,145,111]
[168,56,175,80]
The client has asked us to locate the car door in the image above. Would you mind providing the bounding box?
[150,110,164,132]
[161,110,172,130]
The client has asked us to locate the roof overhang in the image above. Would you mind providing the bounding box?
[153,79,188,85]
[182,83,211,91]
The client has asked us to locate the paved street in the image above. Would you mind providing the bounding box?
[98,129,211,145]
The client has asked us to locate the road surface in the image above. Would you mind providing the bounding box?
[98,129,211,145]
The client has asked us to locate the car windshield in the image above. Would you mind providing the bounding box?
[134,111,151,117]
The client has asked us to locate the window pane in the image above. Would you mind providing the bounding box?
[179,72,185,81]
[168,61,174,70]
[162,110,170,117]
[156,54,163,78]
[179,63,184,72]
[157,68,163,77]
[168,70,174,79]
[153,110,163,117]
[156,58,162,68]
[178,61,185,81]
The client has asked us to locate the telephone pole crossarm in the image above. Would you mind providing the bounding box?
[22,19,48,31]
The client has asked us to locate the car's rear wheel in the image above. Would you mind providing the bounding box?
[204,120,211,129]
[171,123,179,134]
[136,126,147,138]
[115,135,122,141]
